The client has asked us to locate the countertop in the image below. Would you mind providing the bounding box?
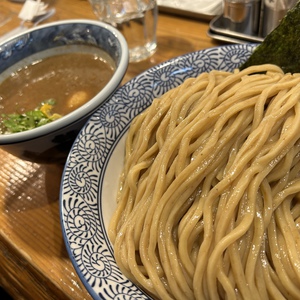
[0,0,223,299]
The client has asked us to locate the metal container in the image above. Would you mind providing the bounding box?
[262,0,298,37]
[223,0,262,36]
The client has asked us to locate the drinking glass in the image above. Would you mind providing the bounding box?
[89,0,158,63]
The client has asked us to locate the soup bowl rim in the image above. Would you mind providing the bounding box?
[0,19,129,144]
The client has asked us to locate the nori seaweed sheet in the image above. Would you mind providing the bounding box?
[240,0,300,73]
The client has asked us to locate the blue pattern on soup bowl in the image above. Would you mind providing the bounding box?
[0,19,129,163]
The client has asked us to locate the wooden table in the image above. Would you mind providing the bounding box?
[0,1,222,299]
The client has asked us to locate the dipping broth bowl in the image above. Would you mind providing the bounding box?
[0,19,129,164]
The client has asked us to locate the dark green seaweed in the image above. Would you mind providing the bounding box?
[240,0,300,73]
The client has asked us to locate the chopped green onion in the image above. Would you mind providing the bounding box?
[1,99,62,134]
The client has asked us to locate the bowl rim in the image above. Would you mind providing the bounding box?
[0,19,129,144]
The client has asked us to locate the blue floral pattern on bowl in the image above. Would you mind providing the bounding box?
[0,20,123,73]
[60,44,256,299]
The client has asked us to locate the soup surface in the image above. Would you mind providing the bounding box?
[0,50,115,133]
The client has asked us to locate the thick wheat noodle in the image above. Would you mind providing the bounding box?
[108,64,300,299]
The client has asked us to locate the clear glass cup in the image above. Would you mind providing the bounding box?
[89,0,158,63]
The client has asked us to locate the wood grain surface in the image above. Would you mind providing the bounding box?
[0,0,223,299]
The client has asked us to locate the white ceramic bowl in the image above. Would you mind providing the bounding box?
[60,44,256,299]
[0,19,129,163]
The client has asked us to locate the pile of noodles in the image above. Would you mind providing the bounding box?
[108,64,300,300]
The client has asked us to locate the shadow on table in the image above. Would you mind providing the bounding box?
[0,287,13,299]
[0,151,66,255]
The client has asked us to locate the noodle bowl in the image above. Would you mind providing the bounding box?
[109,64,300,300]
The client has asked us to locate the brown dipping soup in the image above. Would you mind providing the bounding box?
[0,45,115,133]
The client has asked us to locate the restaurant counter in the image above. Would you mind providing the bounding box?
[0,1,222,299]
